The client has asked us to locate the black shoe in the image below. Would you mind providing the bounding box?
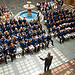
[52,44,54,46]
[5,62,8,64]
[11,60,13,62]
[59,42,62,44]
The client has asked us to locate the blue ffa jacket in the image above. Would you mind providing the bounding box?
[23,19,26,24]
[0,38,7,45]
[37,31,42,36]
[14,30,19,35]
[47,35,52,41]
[9,45,16,53]
[42,35,47,43]
[23,34,27,40]
[20,42,28,49]
[38,37,42,44]
[30,22,34,26]
[18,35,23,42]
[33,32,37,36]
[18,20,22,24]
[17,24,20,29]
[3,47,9,54]
[32,39,38,46]
[0,48,3,55]
[0,33,3,39]
[13,38,18,44]
[33,26,38,30]
[57,31,63,38]
[42,30,46,34]
[27,33,32,39]
[38,25,42,29]
[6,25,12,31]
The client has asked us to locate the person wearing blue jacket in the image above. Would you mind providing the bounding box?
[42,33,47,49]
[23,32,28,41]
[0,47,3,63]
[27,31,32,39]
[20,39,28,56]
[47,33,54,47]
[33,30,37,37]
[32,37,39,52]
[18,33,23,42]
[38,35,43,50]
[9,43,16,62]
[0,36,7,46]
[3,44,9,64]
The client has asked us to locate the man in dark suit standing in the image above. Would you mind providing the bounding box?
[38,52,53,72]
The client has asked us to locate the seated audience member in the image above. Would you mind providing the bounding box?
[18,33,23,42]
[37,28,42,36]
[32,36,39,52]
[13,19,17,24]
[18,18,22,24]
[42,33,47,49]
[38,24,42,30]
[27,31,32,39]
[38,35,43,49]
[21,22,25,27]
[7,39,13,46]
[22,32,27,41]
[0,31,3,39]
[3,44,9,64]
[47,33,54,47]
[14,28,19,36]
[0,11,2,16]
[6,14,10,20]
[20,39,28,56]
[2,25,6,33]
[12,24,16,31]
[23,17,26,24]
[34,19,38,25]
[17,22,20,29]
[12,36,18,45]
[9,43,16,62]
[4,31,10,39]
[33,24,38,30]
[28,39,34,53]
[30,20,34,26]
[0,47,3,63]
[33,30,37,37]
[5,20,9,26]
[25,21,29,27]
[10,19,13,25]
[0,36,7,46]
[9,29,14,36]
[57,30,64,43]
[19,27,24,33]
[6,24,12,32]
[1,14,6,20]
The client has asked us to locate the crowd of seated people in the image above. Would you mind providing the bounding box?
[0,4,14,21]
[0,16,54,64]
[44,8,75,43]
[36,0,63,13]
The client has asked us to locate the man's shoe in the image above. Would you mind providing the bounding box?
[5,62,8,64]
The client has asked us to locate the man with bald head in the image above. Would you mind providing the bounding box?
[38,52,53,72]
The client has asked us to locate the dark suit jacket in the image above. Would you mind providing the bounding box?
[40,56,53,66]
